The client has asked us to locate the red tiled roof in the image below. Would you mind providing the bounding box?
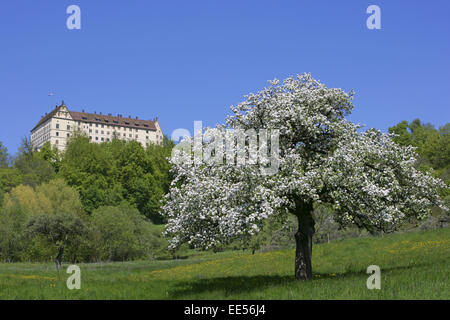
[31,102,158,132]
[69,111,157,131]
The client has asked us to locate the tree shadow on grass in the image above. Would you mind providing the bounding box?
[168,263,430,299]
[168,274,294,299]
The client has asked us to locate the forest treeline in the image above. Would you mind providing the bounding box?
[0,134,176,263]
[0,119,448,262]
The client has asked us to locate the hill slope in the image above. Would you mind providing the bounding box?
[0,228,448,299]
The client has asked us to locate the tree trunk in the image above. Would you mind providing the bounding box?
[294,201,315,281]
[56,246,64,270]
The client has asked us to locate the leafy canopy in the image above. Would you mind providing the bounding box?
[58,135,173,223]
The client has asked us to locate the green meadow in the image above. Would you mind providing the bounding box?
[0,228,448,300]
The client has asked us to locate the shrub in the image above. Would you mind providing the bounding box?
[88,205,165,261]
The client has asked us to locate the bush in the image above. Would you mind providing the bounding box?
[0,205,29,262]
[26,211,87,265]
[88,205,165,261]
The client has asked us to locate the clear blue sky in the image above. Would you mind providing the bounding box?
[0,0,449,155]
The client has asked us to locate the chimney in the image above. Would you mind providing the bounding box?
[108,113,112,116]
[136,116,138,119]
[99,112,102,115]
[82,109,85,113]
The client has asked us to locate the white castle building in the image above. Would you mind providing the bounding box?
[31,101,163,151]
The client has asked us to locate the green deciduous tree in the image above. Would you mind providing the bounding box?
[89,205,164,261]
[0,141,9,168]
[37,141,61,173]
[14,137,55,187]
[0,204,28,262]
[58,136,124,213]
[389,119,449,179]
[0,167,23,208]
[0,178,86,263]
[36,179,85,216]
[59,135,173,223]
[2,179,85,217]
[27,211,86,269]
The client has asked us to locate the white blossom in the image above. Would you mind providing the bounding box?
[162,74,447,250]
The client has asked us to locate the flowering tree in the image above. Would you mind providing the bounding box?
[162,74,446,280]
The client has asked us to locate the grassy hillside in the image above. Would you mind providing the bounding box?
[0,228,448,299]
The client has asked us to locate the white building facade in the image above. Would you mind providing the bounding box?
[31,101,163,151]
